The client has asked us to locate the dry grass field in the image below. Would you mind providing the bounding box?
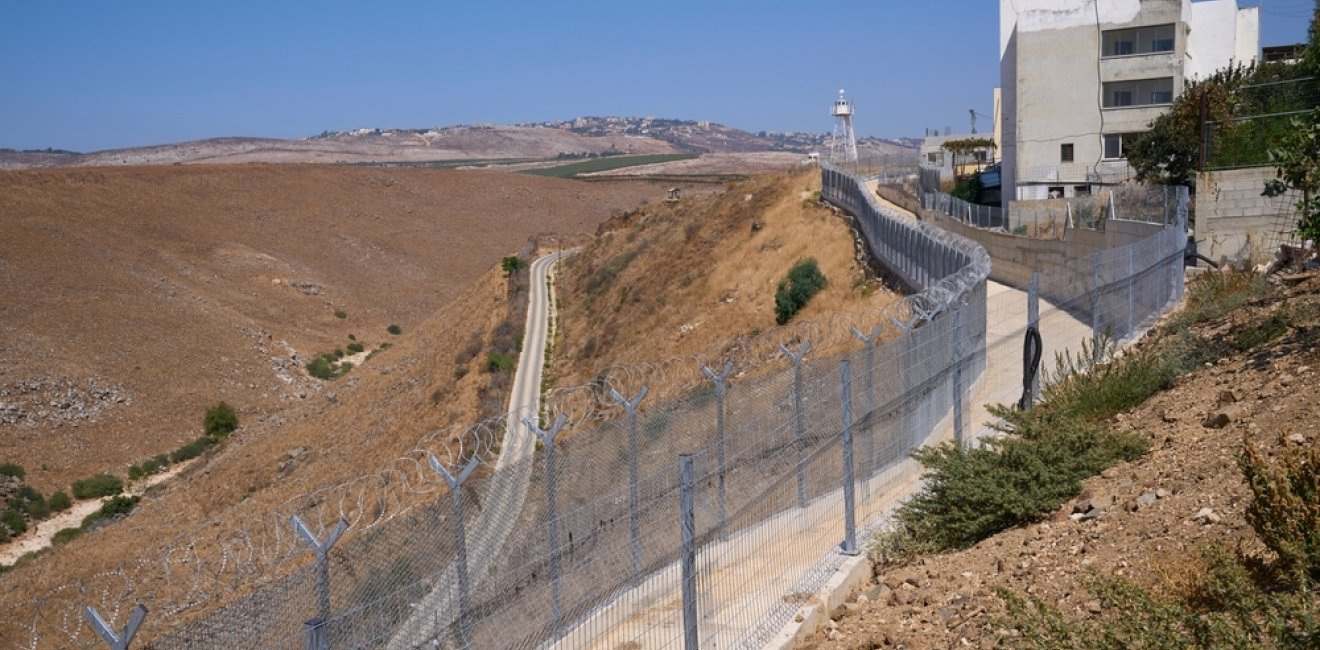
[0,164,660,494]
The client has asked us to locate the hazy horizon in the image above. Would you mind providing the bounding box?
[1,0,1310,152]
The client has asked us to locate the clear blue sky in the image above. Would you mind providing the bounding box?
[0,1,1310,152]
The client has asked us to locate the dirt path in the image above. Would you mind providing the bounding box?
[0,462,191,565]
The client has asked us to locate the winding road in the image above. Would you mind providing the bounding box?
[387,249,572,649]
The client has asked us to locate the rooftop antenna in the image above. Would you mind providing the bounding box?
[970,108,977,134]
[829,89,858,163]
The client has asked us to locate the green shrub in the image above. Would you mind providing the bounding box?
[52,527,82,545]
[487,351,516,373]
[306,352,353,380]
[1240,436,1320,584]
[334,309,348,319]
[203,401,238,438]
[81,495,140,529]
[999,438,1320,649]
[501,255,527,276]
[71,474,123,499]
[48,491,71,512]
[1231,311,1293,351]
[892,406,1147,552]
[0,463,24,479]
[774,258,828,325]
[0,510,26,538]
[1160,271,1271,334]
[387,324,402,335]
[170,437,216,464]
[1044,336,1202,423]
[346,342,365,354]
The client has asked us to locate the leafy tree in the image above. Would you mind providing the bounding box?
[1264,108,1320,248]
[203,401,238,438]
[1125,74,1237,187]
[501,255,526,277]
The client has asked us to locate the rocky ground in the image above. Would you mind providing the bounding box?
[800,272,1320,649]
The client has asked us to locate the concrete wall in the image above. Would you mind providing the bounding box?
[1196,167,1300,266]
[881,185,1165,290]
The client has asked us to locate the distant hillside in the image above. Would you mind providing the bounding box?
[0,119,916,170]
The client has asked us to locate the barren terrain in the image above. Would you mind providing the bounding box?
[801,274,1320,649]
[0,164,660,493]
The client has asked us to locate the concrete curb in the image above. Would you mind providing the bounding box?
[761,550,874,650]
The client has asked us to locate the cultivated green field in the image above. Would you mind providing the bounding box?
[523,153,698,178]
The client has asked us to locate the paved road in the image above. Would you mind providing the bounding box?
[387,249,572,649]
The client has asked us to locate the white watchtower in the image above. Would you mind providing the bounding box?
[829,89,858,163]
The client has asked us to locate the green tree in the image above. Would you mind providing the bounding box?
[1125,75,1237,187]
[203,401,238,438]
[1264,108,1320,248]
[501,255,526,277]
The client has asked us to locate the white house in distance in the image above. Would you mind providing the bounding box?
[998,0,1259,205]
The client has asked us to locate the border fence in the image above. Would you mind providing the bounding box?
[1,160,1187,649]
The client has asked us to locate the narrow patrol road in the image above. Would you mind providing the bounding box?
[387,248,573,649]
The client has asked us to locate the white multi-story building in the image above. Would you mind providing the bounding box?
[999,0,1259,204]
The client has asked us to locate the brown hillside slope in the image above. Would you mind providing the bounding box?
[0,164,658,492]
[552,170,904,406]
[802,274,1320,649]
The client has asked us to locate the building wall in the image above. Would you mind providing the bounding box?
[1001,0,1259,207]
[1186,0,1260,80]
[1196,168,1300,266]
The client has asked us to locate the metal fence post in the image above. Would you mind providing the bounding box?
[1127,244,1135,338]
[679,453,699,650]
[525,414,567,636]
[778,341,811,508]
[292,514,348,649]
[849,325,882,485]
[951,309,965,447]
[610,386,649,578]
[429,455,480,648]
[700,360,734,539]
[840,359,859,555]
[1091,253,1102,364]
[84,604,147,650]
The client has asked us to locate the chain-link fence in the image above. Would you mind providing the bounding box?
[916,161,1182,237]
[0,161,1187,650]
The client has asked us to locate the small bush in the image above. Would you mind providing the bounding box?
[501,255,527,276]
[170,437,216,464]
[774,258,828,325]
[893,407,1147,552]
[333,348,344,358]
[346,342,365,354]
[334,309,348,319]
[0,510,27,538]
[487,351,516,373]
[71,474,124,499]
[48,491,72,512]
[52,527,83,545]
[1231,311,1292,351]
[306,353,352,380]
[81,495,140,529]
[1161,271,1270,334]
[387,324,402,335]
[203,401,238,438]
[0,463,24,479]
[1239,435,1320,584]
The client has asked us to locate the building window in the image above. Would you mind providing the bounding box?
[973,150,988,163]
[1074,185,1092,196]
[927,152,942,164]
[1103,78,1174,108]
[1102,24,1175,57]
[1061,143,1074,163]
